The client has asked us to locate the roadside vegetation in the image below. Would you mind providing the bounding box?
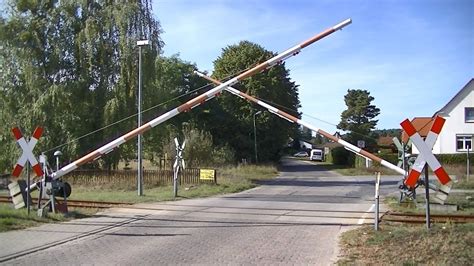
[0,164,278,232]
[0,204,94,232]
[338,223,474,265]
[337,176,474,265]
[315,160,474,190]
[67,164,277,203]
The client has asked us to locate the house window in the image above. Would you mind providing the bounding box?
[456,135,473,151]
[466,107,474,123]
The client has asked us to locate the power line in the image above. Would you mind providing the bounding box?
[43,69,250,154]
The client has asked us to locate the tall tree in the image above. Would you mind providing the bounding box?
[0,0,163,172]
[337,89,380,151]
[211,41,301,162]
[141,55,209,163]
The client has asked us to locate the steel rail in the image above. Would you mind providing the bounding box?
[0,196,132,208]
[380,211,474,224]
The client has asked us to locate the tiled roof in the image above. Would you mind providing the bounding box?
[401,117,433,143]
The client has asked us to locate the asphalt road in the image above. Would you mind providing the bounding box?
[1,158,402,265]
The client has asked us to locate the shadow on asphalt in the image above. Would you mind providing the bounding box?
[221,195,373,204]
[278,163,333,173]
[30,216,359,232]
[101,233,191,237]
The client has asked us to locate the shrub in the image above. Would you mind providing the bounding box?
[379,153,399,165]
[436,153,474,165]
[331,147,355,166]
[162,126,235,168]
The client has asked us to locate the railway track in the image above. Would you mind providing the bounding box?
[0,195,132,209]
[2,195,473,223]
[381,211,474,224]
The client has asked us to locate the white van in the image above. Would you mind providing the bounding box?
[310,149,324,161]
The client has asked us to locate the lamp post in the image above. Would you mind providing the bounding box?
[54,150,63,172]
[253,111,262,164]
[137,39,150,196]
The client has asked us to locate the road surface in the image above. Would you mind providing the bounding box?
[0,158,401,265]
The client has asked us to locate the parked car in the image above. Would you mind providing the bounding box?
[293,151,309,157]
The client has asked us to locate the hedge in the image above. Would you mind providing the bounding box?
[331,147,355,166]
[435,153,474,165]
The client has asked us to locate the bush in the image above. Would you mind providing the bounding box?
[162,126,235,168]
[331,147,355,166]
[436,153,474,165]
[379,153,399,165]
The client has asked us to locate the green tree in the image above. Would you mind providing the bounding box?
[0,0,162,172]
[211,41,301,162]
[161,124,234,168]
[142,55,208,164]
[337,89,380,151]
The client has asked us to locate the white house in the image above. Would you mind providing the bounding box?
[432,79,473,154]
[405,79,473,154]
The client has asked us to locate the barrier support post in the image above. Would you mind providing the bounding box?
[374,172,381,231]
[424,166,431,229]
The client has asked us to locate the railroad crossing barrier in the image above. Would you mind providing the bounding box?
[374,172,381,231]
[401,116,452,203]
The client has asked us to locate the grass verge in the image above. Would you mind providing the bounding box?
[338,185,474,264]
[68,164,278,203]
[0,204,93,232]
[0,164,278,232]
[338,223,474,265]
[314,162,399,176]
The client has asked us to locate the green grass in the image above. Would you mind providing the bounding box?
[0,164,278,232]
[338,173,474,265]
[338,223,474,265]
[314,162,399,176]
[67,164,278,203]
[0,204,92,232]
[453,178,474,189]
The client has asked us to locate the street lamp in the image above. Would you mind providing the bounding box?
[253,111,262,164]
[137,39,150,196]
[53,150,63,172]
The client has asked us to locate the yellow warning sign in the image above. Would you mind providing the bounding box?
[200,169,215,180]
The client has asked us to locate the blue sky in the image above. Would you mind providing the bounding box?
[153,0,473,131]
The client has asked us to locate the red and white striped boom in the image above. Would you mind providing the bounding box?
[51,19,352,180]
[194,71,407,176]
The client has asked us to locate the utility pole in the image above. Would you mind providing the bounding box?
[137,39,150,196]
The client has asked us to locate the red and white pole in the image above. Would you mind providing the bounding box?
[51,19,352,180]
[194,71,407,176]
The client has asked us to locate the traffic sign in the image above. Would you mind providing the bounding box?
[400,116,451,188]
[11,127,44,177]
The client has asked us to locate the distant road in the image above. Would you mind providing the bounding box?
[1,158,401,265]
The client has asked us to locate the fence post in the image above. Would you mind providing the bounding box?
[467,145,470,180]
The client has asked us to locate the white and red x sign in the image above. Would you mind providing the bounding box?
[11,127,44,177]
[400,116,451,188]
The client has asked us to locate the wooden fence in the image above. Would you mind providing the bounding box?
[63,168,215,187]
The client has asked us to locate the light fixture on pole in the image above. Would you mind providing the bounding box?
[253,110,262,164]
[53,150,63,172]
[137,39,150,196]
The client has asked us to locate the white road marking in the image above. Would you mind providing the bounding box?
[357,204,375,225]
